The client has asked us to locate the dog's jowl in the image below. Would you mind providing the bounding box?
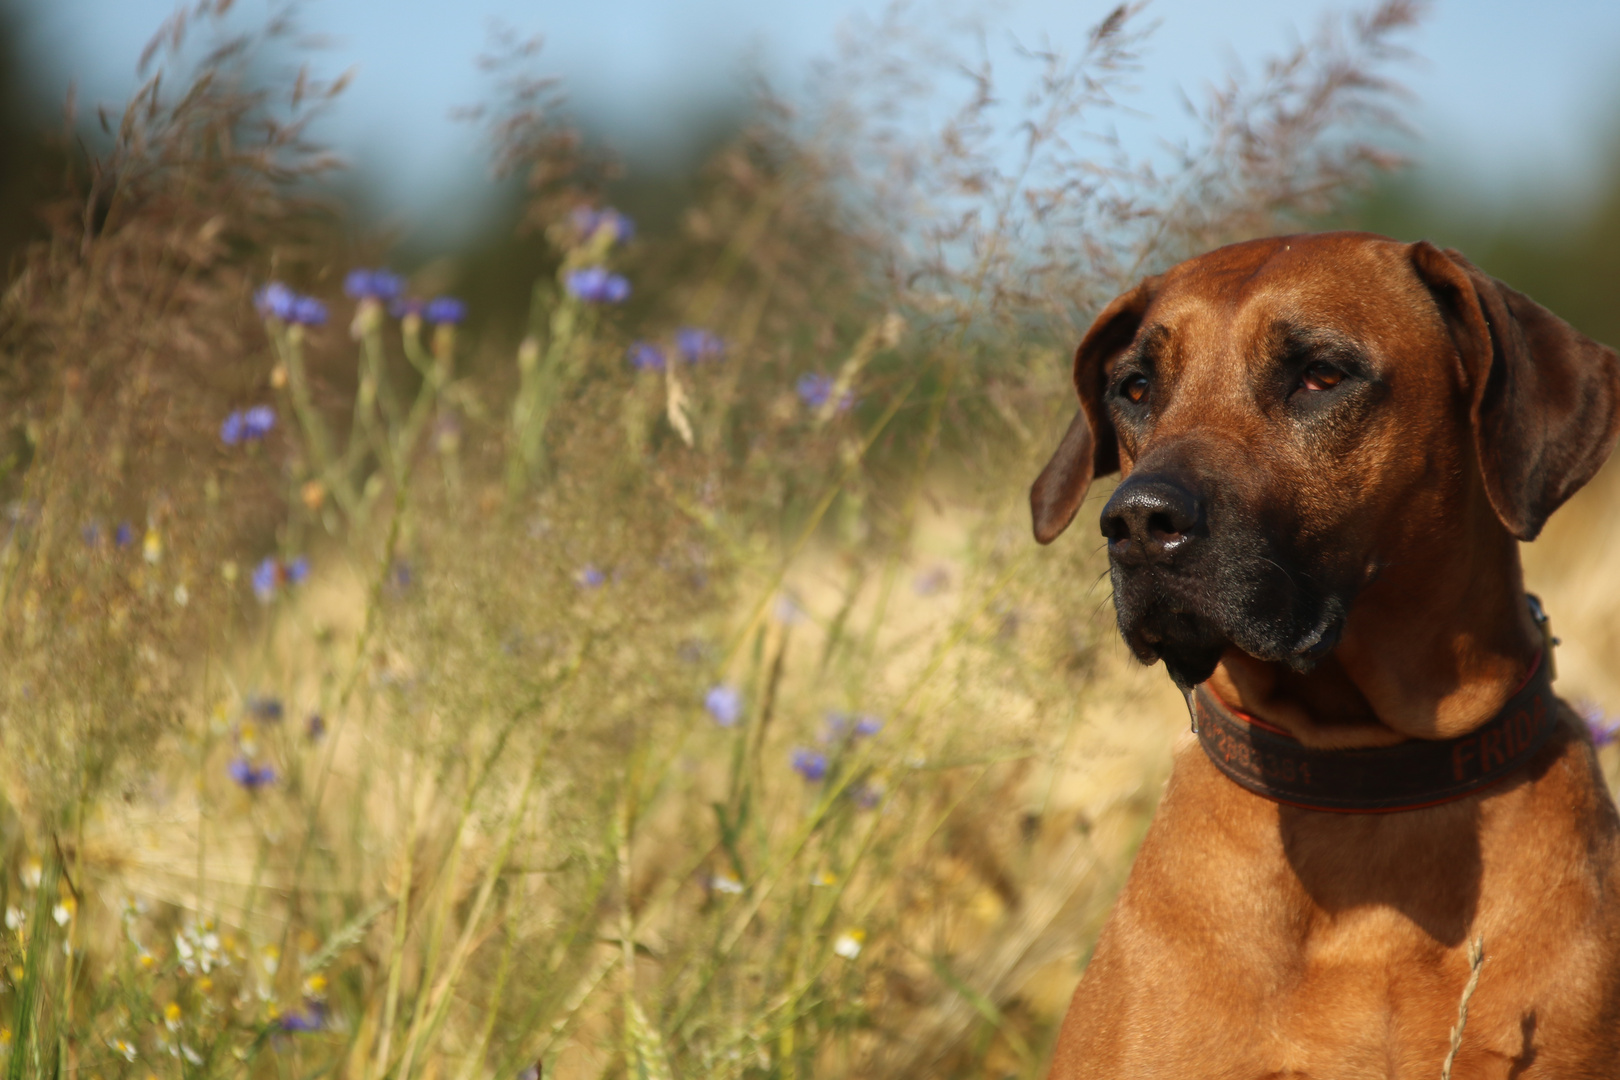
[1032,231,1620,1079]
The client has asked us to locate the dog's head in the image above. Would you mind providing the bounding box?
[1032,232,1620,689]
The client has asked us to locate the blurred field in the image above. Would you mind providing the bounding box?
[1,2,1616,1078]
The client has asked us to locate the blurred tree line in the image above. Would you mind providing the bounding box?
[1342,145,1620,349]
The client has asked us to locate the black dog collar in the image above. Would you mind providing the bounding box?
[1193,602,1559,814]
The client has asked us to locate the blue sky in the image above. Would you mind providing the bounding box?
[12,0,1620,239]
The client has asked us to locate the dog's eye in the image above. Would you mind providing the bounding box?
[1120,374,1150,404]
[1299,362,1345,393]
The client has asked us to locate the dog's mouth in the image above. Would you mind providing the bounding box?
[1117,584,1350,689]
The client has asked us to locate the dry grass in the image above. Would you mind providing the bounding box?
[3,3,1590,1079]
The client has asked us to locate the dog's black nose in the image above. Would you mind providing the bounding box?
[1100,475,1204,567]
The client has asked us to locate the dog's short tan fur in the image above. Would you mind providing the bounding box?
[1032,233,1620,1078]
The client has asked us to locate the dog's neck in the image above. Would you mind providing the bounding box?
[1208,504,1542,749]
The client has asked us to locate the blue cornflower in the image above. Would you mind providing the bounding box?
[252,557,279,603]
[288,296,327,326]
[222,406,275,445]
[344,268,404,301]
[425,297,466,325]
[276,1000,325,1032]
[228,758,277,790]
[854,715,883,737]
[254,282,297,321]
[796,372,854,413]
[564,267,631,304]
[115,522,134,548]
[572,206,635,245]
[791,748,828,783]
[676,327,724,363]
[577,564,606,588]
[797,373,833,408]
[1580,701,1620,748]
[285,556,310,586]
[627,341,667,372]
[243,405,275,439]
[705,685,742,728]
[247,695,285,722]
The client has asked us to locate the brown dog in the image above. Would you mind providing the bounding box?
[1031,232,1620,1078]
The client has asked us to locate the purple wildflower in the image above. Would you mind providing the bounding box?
[913,566,950,596]
[344,268,405,301]
[1580,701,1620,748]
[222,406,275,445]
[306,714,327,742]
[390,297,427,320]
[676,327,725,363]
[285,556,310,586]
[276,1000,325,1032]
[796,372,854,413]
[705,685,742,728]
[247,696,284,722]
[851,781,883,809]
[791,748,829,783]
[115,522,134,548]
[425,297,467,325]
[577,564,606,588]
[243,405,276,439]
[288,296,327,327]
[572,206,636,245]
[252,557,279,603]
[825,712,880,740]
[228,758,277,790]
[627,341,667,372]
[565,267,631,304]
[254,282,297,321]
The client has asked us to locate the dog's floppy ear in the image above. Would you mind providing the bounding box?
[1030,277,1158,544]
[1410,242,1620,541]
